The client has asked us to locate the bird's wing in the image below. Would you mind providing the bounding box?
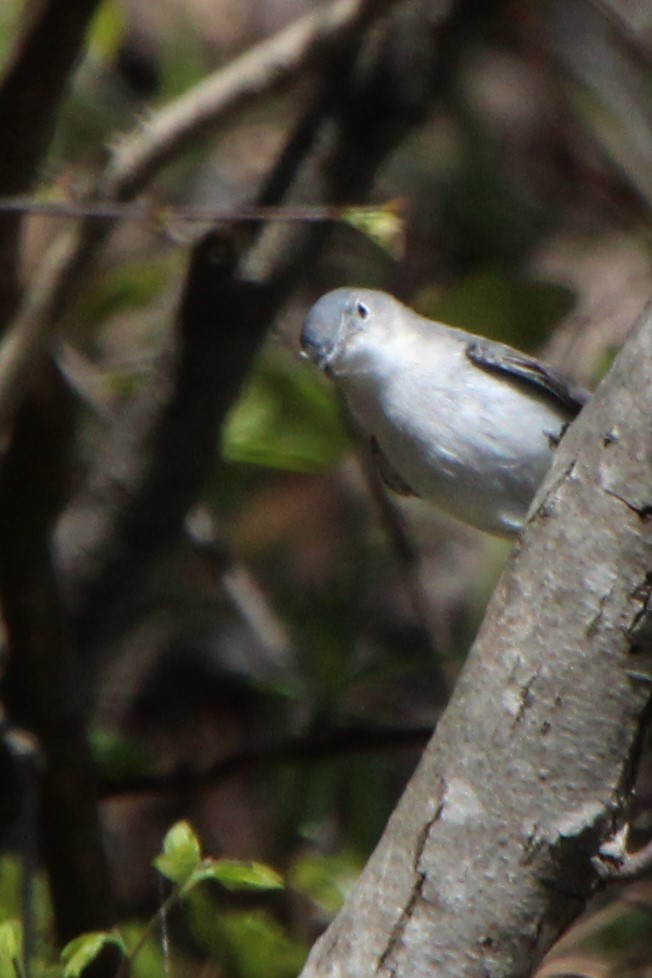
[370,438,419,497]
[465,340,589,416]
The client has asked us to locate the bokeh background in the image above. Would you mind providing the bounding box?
[0,1,651,975]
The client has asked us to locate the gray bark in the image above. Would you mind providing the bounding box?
[299,304,652,977]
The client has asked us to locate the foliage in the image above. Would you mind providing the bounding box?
[223,351,349,473]
[61,932,127,978]
[0,823,303,977]
[0,920,21,978]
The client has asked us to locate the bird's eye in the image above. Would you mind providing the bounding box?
[355,301,370,320]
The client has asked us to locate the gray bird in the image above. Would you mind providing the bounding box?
[300,287,589,537]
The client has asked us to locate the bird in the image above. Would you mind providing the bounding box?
[300,287,589,537]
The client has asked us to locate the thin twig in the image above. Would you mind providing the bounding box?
[115,880,182,978]
[0,195,401,225]
[186,507,295,677]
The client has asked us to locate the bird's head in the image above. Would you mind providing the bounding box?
[300,288,407,377]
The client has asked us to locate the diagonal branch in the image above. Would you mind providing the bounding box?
[58,0,504,660]
[0,0,100,194]
[102,0,398,200]
[0,0,400,438]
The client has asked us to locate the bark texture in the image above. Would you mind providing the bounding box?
[299,305,652,977]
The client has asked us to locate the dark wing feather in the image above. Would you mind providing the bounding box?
[465,340,589,417]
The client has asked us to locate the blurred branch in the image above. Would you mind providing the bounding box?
[0,230,93,435]
[185,507,295,678]
[297,306,652,977]
[586,0,652,51]
[0,0,101,319]
[0,196,403,225]
[0,0,399,440]
[60,0,503,656]
[247,0,504,287]
[59,229,269,654]
[102,0,399,200]
[358,437,446,669]
[0,364,112,945]
[544,0,652,208]
[101,724,432,799]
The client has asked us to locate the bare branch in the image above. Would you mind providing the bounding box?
[0,0,100,192]
[0,0,102,318]
[56,0,490,659]
[0,196,403,225]
[102,0,399,201]
[0,230,92,434]
[0,364,112,944]
[101,725,431,800]
[0,0,400,439]
[59,229,270,654]
[297,305,652,977]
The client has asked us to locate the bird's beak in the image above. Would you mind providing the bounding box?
[300,318,335,370]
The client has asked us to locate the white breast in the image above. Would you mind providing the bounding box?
[339,333,567,536]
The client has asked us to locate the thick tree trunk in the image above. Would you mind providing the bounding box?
[299,304,652,977]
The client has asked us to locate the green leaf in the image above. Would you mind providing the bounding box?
[342,202,405,258]
[192,859,284,893]
[223,353,349,473]
[118,922,165,978]
[185,891,307,978]
[61,932,126,977]
[89,727,151,780]
[154,820,202,884]
[0,1,22,75]
[87,0,127,63]
[0,919,21,973]
[219,911,307,978]
[289,851,361,915]
[159,26,208,101]
[73,255,180,331]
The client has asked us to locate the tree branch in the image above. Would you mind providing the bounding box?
[297,305,652,977]
[59,229,269,654]
[0,363,112,944]
[56,0,463,654]
[0,0,399,438]
[100,725,431,800]
[0,0,101,319]
[102,0,399,200]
